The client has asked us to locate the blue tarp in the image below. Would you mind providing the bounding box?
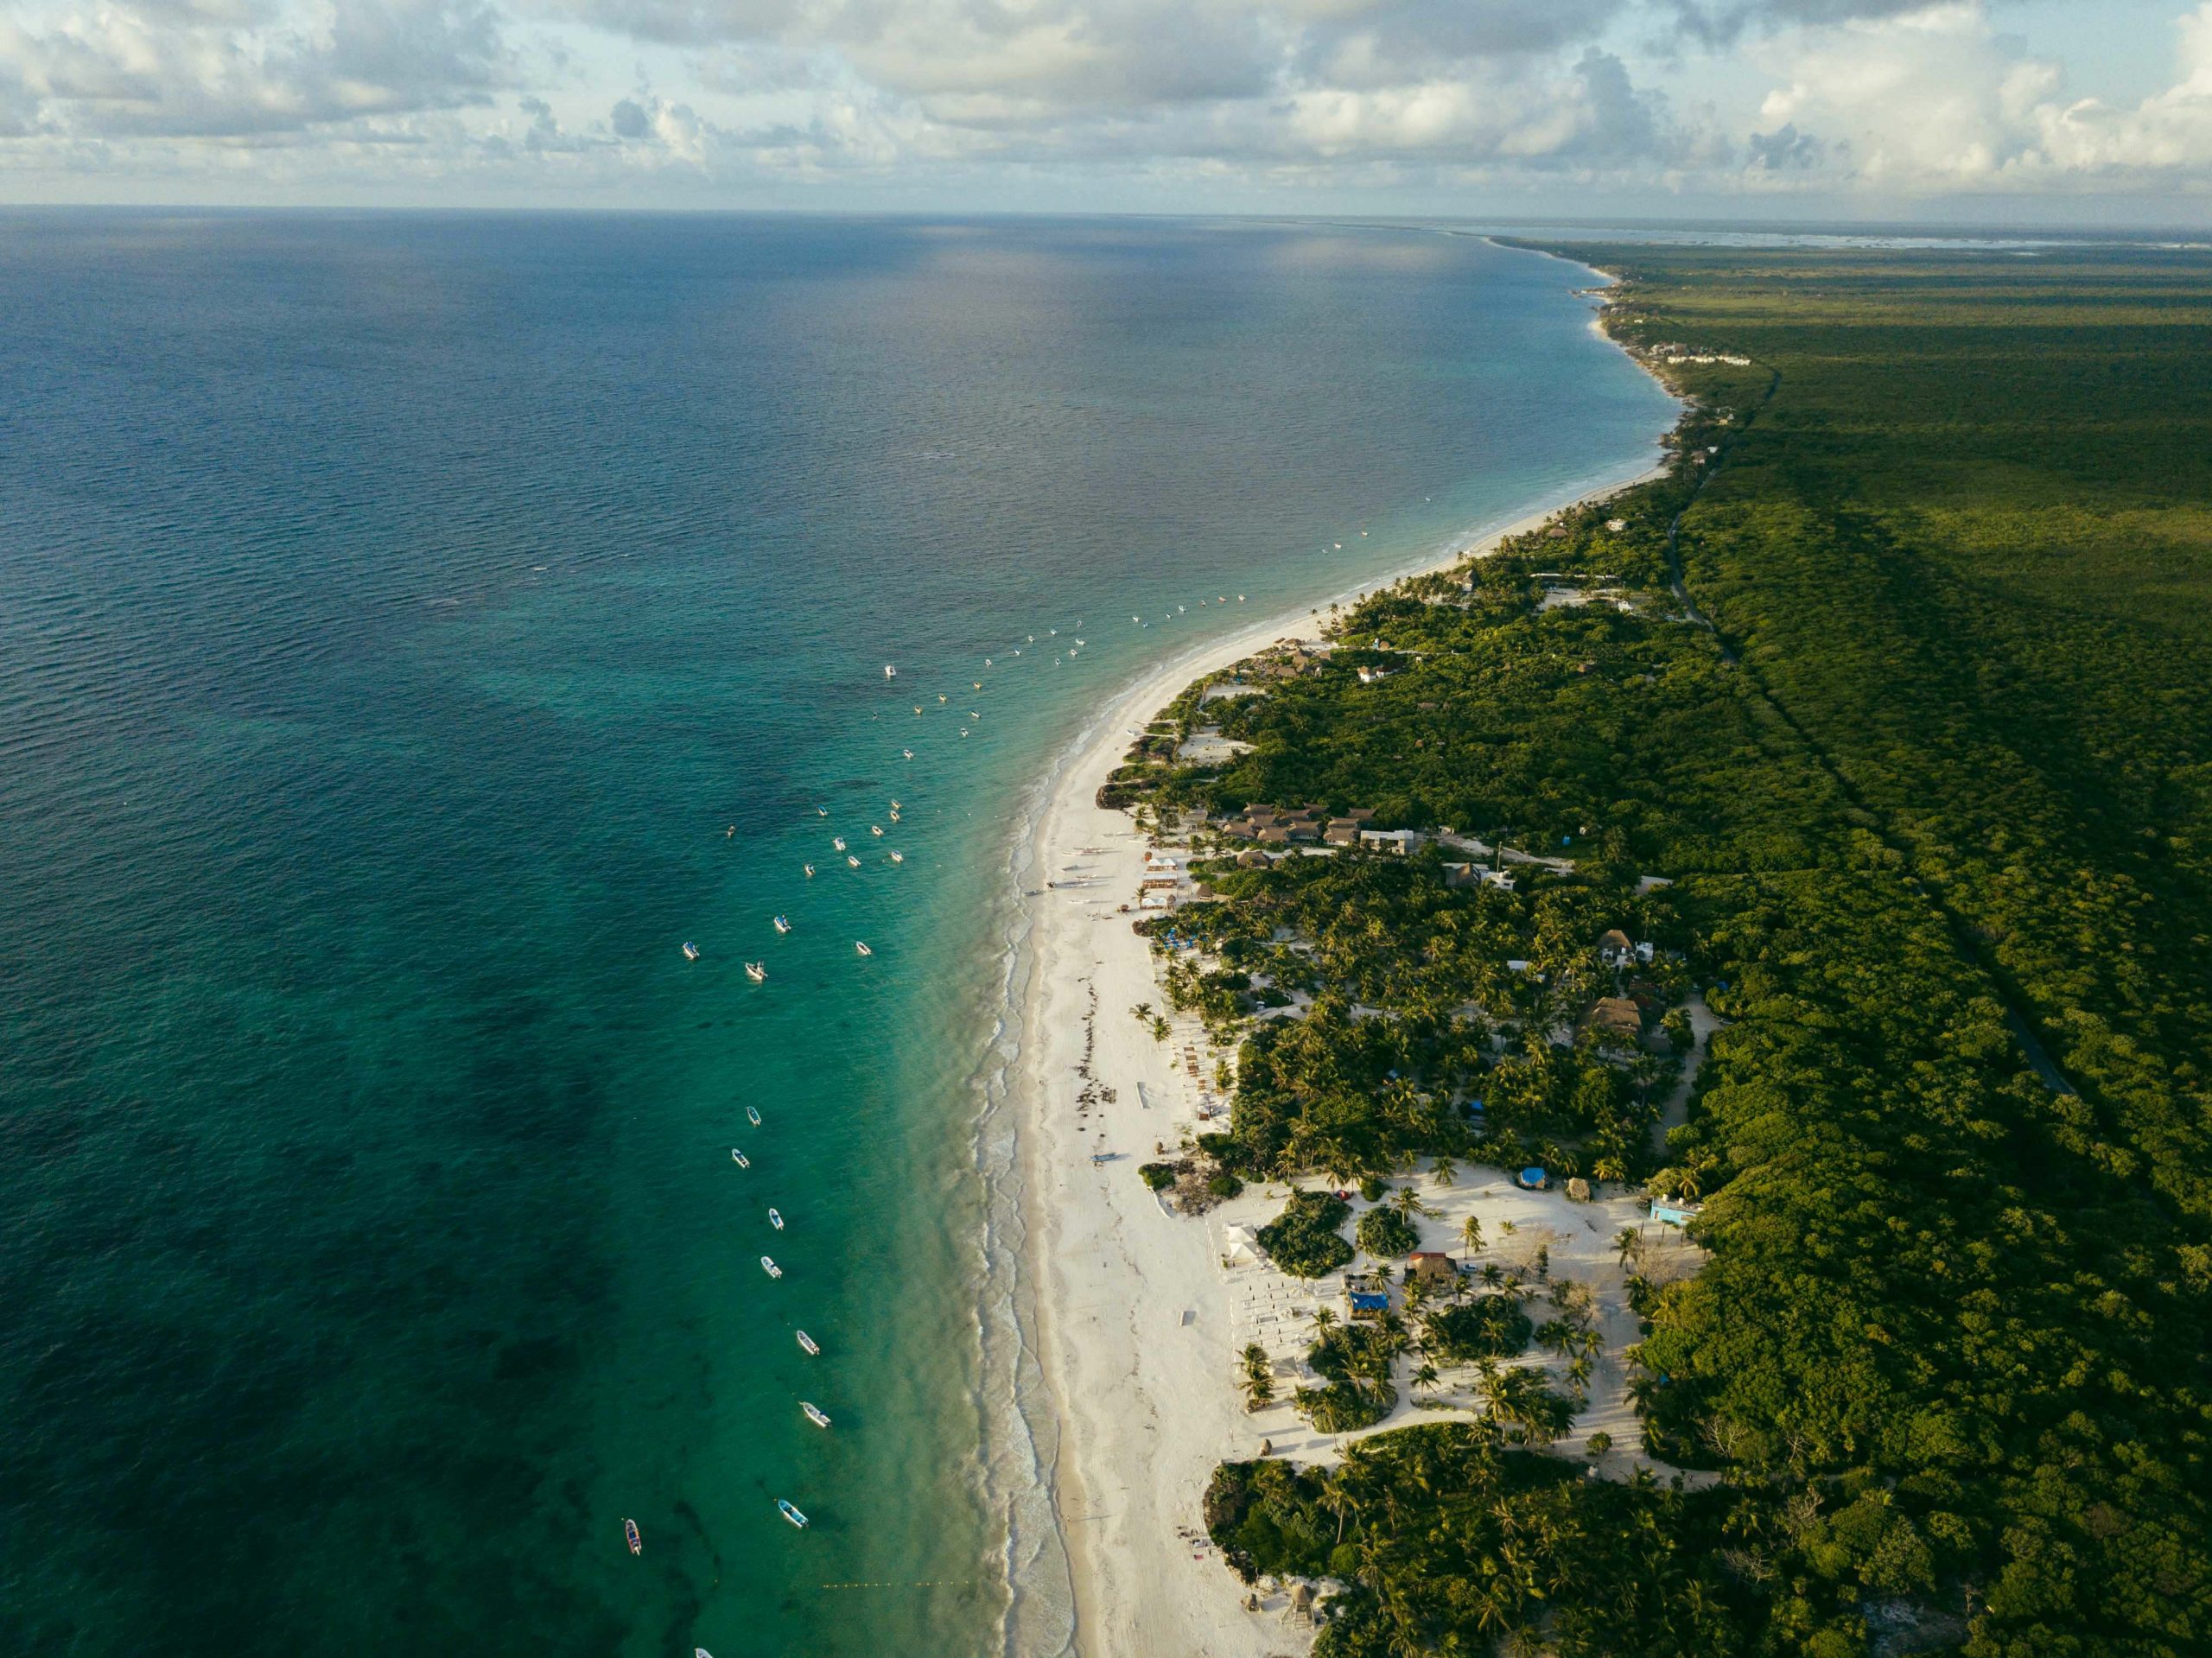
[1517,1166,1548,1189]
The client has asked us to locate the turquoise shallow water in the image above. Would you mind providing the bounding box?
[0,213,1672,1656]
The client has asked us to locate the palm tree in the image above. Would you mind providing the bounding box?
[1312,1306,1338,1336]
[1614,1227,1642,1269]
[1460,1215,1484,1256]
[1412,1362,1440,1401]
[1430,1154,1456,1188]
[1390,1186,1435,1221]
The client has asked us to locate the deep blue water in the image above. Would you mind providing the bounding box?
[0,212,1672,1656]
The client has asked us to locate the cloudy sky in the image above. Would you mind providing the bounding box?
[3,0,2209,219]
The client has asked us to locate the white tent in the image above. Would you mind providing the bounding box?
[1221,1223,1262,1266]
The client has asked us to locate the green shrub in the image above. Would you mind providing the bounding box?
[1207,1171,1244,1199]
[1256,1191,1354,1278]
[1138,1162,1177,1191]
[1355,1206,1421,1258]
[1424,1295,1533,1362]
[1357,1174,1387,1203]
[1296,1378,1395,1434]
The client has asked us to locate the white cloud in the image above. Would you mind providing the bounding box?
[0,0,2203,206]
[1745,1,2212,191]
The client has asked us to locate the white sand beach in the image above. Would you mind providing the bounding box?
[1007,473,1674,1657]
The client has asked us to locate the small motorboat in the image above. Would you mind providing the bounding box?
[747,1106,762,1127]
[804,863,816,878]
[960,728,969,738]
[854,942,872,957]
[768,1208,784,1230]
[972,681,982,690]
[625,1518,642,1555]
[884,664,896,678]
[802,1401,830,1429]
[833,837,847,852]
[731,1149,749,1167]
[772,915,791,934]
[682,942,700,961]
[745,962,766,984]
[846,854,860,867]
[779,1500,809,1529]
[902,749,913,759]
[816,807,827,816]
[938,694,947,703]
[889,799,900,810]
[761,1256,782,1279]
[889,809,900,822]
[889,852,904,865]
[870,825,883,836]
[796,1330,820,1356]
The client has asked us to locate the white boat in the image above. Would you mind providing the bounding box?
[745,962,766,983]
[804,863,815,878]
[960,728,969,738]
[682,942,699,961]
[889,810,900,822]
[855,942,872,957]
[884,664,896,677]
[846,855,860,867]
[816,807,827,816]
[761,1256,782,1279]
[779,1500,809,1528]
[747,1106,762,1126]
[796,1329,819,1356]
[731,1149,749,1167]
[773,915,791,934]
[870,825,883,836]
[889,800,900,810]
[626,1518,641,1555]
[889,852,903,865]
[902,749,913,759]
[938,694,947,703]
[802,1401,830,1429]
[768,1208,784,1230]
[833,837,846,852]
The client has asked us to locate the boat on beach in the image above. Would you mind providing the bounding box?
[625,1519,641,1555]
[768,1208,784,1229]
[796,1330,820,1356]
[802,1402,830,1428]
[682,942,699,961]
[747,1106,762,1127]
[779,1500,809,1528]
[761,1256,782,1278]
[745,962,766,983]
[731,1149,749,1167]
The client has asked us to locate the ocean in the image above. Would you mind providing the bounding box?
[0,212,1674,1656]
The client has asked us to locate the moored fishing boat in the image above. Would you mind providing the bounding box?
[796,1330,819,1356]
[802,1401,830,1428]
[682,942,699,961]
[779,1500,809,1528]
[846,854,860,867]
[744,962,766,983]
[747,1106,762,1127]
[804,863,815,878]
[854,941,872,957]
[625,1518,641,1555]
[772,915,790,934]
[731,1149,749,1167]
[768,1208,784,1229]
[833,836,846,852]
[760,1256,781,1279]
[889,851,903,864]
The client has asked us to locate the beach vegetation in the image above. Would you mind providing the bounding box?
[1421,1293,1532,1362]
[1255,1190,1354,1277]
[1352,1205,1419,1259]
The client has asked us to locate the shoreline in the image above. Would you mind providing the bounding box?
[992,457,1669,1655]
